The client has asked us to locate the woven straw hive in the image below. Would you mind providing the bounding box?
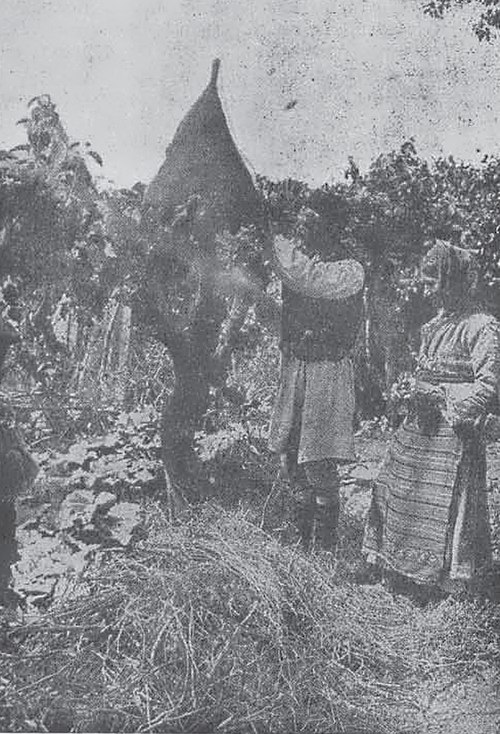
[143,59,260,242]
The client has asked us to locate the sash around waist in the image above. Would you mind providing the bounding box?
[416,368,474,384]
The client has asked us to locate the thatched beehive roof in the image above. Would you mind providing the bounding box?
[143,59,260,239]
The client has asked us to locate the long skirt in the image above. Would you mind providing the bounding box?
[362,417,492,588]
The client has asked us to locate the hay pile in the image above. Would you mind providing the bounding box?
[3,503,499,733]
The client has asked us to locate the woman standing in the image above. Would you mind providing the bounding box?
[363,241,500,598]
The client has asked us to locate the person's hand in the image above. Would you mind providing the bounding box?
[453,419,478,440]
[414,388,446,435]
[484,414,500,442]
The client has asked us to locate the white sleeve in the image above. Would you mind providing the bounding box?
[273,234,365,300]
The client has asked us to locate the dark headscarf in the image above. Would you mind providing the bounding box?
[421,240,478,313]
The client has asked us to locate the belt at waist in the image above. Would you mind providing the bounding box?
[416,369,474,384]
[282,340,350,363]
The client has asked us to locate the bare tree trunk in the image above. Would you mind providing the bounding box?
[161,355,210,490]
[74,288,132,404]
[158,287,226,501]
[113,303,132,403]
[97,291,121,389]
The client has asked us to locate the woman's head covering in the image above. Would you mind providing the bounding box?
[421,240,478,312]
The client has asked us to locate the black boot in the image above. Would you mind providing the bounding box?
[312,495,340,552]
[293,488,315,550]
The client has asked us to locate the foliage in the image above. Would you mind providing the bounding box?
[2,95,500,479]
[36,406,163,499]
[259,142,500,412]
[0,96,118,398]
[0,97,108,304]
[2,73,500,734]
[260,141,500,295]
[8,406,161,610]
[424,0,500,41]
[12,491,142,610]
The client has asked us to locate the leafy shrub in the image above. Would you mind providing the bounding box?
[37,406,163,501]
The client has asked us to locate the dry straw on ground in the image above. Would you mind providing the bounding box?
[2,502,499,733]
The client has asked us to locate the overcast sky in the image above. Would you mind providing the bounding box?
[1,0,499,188]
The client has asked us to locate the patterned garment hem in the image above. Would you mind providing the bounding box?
[362,547,492,587]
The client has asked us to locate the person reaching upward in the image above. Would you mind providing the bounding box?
[269,233,365,552]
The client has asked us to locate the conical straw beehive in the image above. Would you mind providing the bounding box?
[143,59,260,240]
